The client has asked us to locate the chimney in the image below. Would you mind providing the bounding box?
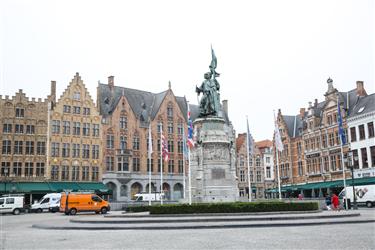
[356,81,367,97]
[300,108,305,119]
[108,76,114,88]
[222,100,228,116]
[50,81,56,104]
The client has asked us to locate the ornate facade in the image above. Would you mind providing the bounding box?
[48,73,103,182]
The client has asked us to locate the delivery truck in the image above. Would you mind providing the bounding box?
[339,184,375,208]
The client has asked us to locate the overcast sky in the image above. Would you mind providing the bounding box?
[1,0,374,140]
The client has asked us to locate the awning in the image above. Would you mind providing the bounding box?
[77,182,112,194]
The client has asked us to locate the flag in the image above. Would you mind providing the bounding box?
[187,105,194,148]
[161,134,169,162]
[182,130,188,160]
[148,123,152,159]
[246,117,254,156]
[274,114,284,152]
[337,99,347,145]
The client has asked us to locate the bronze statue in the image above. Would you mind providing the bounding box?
[196,47,221,117]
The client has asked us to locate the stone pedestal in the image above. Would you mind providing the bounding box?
[190,117,239,203]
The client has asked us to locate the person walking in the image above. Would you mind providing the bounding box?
[325,194,332,210]
[331,193,340,211]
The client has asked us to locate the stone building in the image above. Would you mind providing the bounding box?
[236,134,268,199]
[272,79,375,198]
[97,77,188,201]
[48,73,103,182]
[0,87,52,185]
[256,140,274,196]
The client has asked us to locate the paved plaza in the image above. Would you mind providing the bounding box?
[1,209,374,250]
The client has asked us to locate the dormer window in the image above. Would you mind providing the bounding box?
[167,104,173,118]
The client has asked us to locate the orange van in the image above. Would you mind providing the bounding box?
[60,193,110,215]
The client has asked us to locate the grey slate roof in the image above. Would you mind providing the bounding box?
[282,115,303,138]
[98,83,230,125]
[348,93,375,118]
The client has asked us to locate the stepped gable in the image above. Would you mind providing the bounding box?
[256,139,272,149]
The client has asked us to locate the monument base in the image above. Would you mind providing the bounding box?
[190,117,239,203]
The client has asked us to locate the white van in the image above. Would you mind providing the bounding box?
[134,192,164,202]
[339,184,375,208]
[0,195,25,215]
[31,193,61,213]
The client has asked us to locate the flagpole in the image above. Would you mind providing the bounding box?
[337,95,348,210]
[188,147,192,205]
[273,110,282,200]
[148,122,152,206]
[182,127,186,200]
[160,123,163,205]
[246,116,252,202]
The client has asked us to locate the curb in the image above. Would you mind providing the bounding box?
[70,213,361,224]
[32,219,375,230]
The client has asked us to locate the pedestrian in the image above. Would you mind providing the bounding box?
[325,194,331,210]
[331,193,340,211]
[298,193,303,200]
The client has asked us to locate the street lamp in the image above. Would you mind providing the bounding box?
[347,152,358,210]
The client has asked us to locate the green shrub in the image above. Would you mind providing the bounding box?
[148,201,319,214]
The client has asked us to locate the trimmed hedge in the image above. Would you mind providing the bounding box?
[125,206,150,213]
[125,201,319,214]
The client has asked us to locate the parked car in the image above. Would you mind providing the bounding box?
[60,192,110,215]
[0,194,25,215]
[134,192,165,202]
[31,193,61,213]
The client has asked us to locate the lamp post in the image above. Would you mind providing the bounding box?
[348,152,358,210]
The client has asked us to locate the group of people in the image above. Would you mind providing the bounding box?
[325,193,341,211]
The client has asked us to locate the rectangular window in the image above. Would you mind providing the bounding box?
[63,105,71,113]
[82,166,89,181]
[92,166,99,181]
[158,158,162,172]
[63,121,70,135]
[157,139,161,151]
[256,157,261,167]
[177,124,183,135]
[73,122,81,135]
[26,125,35,134]
[370,146,375,167]
[359,125,366,140]
[120,116,127,129]
[350,127,357,142]
[61,165,69,180]
[352,149,359,169]
[83,107,90,115]
[168,122,173,134]
[330,155,337,171]
[132,158,140,172]
[36,162,45,176]
[256,171,262,182]
[133,136,140,150]
[92,145,99,159]
[13,162,22,176]
[51,165,59,180]
[82,144,90,158]
[335,131,339,145]
[168,140,174,153]
[266,166,271,178]
[52,120,60,134]
[73,92,80,100]
[106,156,114,171]
[62,143,70,157]
[72,166,80,181]
[14,141,23,154]
[15,124,24,134]
[147,158,154,172]
[168,160,174,173]
[178,160,183,174]
[177,141,183,154]
[322,134,327,148]
[25,162,33,177]
[361,148,368,168]
[239,155,244,167]
[83,123,90,136]
[107,135,114,149]
[15,108,24,117]
[51,142,59,157]
[266,157,270,163]
[328,133,334,147]
[323,156,329,172]
[118,156,129,172]
[2,140,11,154]
[1,162,10,176]
[368,122,374,138]
[73,106,81,114]
[3,124,12,133]
[72,144,80,157]
[25,141,34,155]
[240,170,245,182]
[298,161,303,176]
[92,124,100,137]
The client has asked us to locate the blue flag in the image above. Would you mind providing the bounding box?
[337,100,346,145]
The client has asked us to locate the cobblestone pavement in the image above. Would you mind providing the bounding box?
[1,209,374,250]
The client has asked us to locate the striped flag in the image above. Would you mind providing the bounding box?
[182,130,188,159]
[161,134,169,162]
[187,105,194,148]
[337,100,347,145]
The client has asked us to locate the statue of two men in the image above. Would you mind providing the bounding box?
[196,47,221,117]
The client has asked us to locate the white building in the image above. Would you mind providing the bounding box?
[347,83,375,178]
